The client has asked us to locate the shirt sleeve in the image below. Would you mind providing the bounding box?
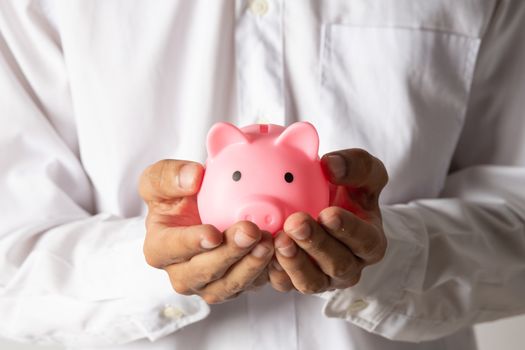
[321,0,525,342]
[0,1,208,347]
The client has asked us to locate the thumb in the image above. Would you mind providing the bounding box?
[139,159,204,202]
[321,149,388,193]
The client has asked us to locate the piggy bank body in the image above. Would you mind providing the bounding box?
[197,122,330,234]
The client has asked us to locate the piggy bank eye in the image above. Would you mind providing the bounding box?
[232,170,242,182]
[284,172,294,183]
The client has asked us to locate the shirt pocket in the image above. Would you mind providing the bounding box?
[318,24,481,201]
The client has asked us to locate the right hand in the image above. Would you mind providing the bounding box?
[138,159,274,304]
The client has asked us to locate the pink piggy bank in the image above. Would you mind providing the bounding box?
[197,122,330,235]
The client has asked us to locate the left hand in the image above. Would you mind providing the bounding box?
[268,149,389,293]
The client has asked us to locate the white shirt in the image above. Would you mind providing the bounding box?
[1,0,525,349]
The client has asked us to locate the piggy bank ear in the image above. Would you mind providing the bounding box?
[275,122,319,160]
[207,122,249,158]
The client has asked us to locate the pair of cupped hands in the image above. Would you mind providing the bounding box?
[139,149,388,304]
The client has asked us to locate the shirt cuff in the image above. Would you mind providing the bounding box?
[0,215,211,347]
[122,294,210,343]
[319,204,428,340]
[89,216,211,344]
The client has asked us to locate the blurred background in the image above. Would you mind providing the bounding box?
[1,314,524,349]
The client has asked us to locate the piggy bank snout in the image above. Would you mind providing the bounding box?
[236,198,284,234]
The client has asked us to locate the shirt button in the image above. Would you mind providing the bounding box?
[347,299,368,314]
[250,0,269,16]
[162,305,185,320]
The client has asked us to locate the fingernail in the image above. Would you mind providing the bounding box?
[234,229,257,248]
[277,243,297,258]
[251,244,270,258]
[272,259,284,271]
[200,237,221,249]
[178,164,198,189]
[287,222,311,240]
[321,214,341,231]
[327,154,346,179]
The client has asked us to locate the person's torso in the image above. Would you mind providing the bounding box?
[52,1,495,349]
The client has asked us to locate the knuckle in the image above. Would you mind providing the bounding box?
[306,232,329,254]
[284,256,308,274]
[367,242,387,264]
[220,246,248,267]
[202,294,223,305]
[340,214,359,235]
[348,270,362,287]
[253,274,268,287]
[195,225,223,250]
[362,233,387,263]
[361,237,378,256]
[272,281,293,292]
[269,271,294,292]
[244,260,264,276]
[144,253,161,268]
[157,160,177,192]
[171,280,192,295]
[330,261,355,280]
[223,241,250,263]
[198,269,223,284]
[224,279,244,295]
[148,160,170,192]
[143,241,163,268]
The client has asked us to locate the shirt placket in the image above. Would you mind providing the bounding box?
[235,2,296,349]
[235,0,286,126]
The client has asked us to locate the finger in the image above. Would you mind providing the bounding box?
[200,233,274,304]
[249,267,269,289]
[274,232,330,294]
[168,221,263,292]
[146,198,201,228]
[139,159,204,203]
[321,149,388,193]
[144,224,223,268]
[268,258,294,292]
[283,212,363,282]
[319,206,387,264]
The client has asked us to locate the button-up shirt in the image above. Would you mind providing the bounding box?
[1,1,525,349]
